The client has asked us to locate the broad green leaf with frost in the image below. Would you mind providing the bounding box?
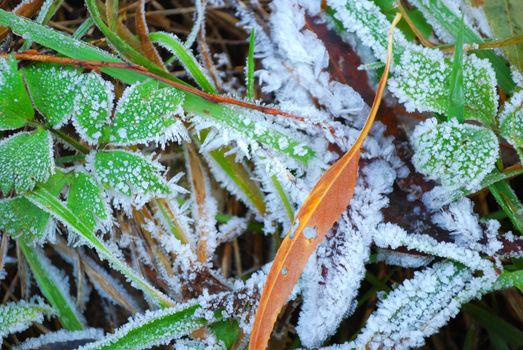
[18,238,85,330]
[67,172,110,232]
[0,56,33,130]
[78,304,206,350]
[412,118,499,189]
[72,72,113,145]
[0,129,54,194]
[499,89,523,149]
[25,186,174,307]
[0,297,54,343]
[108,80,186,146]
[89,150,170,208]
[23,63,80,126]
[0,197,50,239]
[391,49,498,126]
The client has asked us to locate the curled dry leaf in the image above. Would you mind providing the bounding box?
[248,13,402,350]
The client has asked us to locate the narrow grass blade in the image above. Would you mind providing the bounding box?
[18,237,85,330]
[25,186,175,308]
[488,180,523,235]
[0,297,53,342]
[149,31,216,93]
[246,28,255,100]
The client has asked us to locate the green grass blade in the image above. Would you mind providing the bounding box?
[18,237,85,330]
[79,304,206,350]
[463,303,523,348]
[24,186,175,308]
[448,17,464,123]
[270,174,294,222]
[489,180,523,235]
[149,31,216,93]
[246,28,255,100]
[0,298,54,341]
[73,17,94,39]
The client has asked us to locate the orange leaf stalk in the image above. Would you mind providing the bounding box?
[248,13,402,350]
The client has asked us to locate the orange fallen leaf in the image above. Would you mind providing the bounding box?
[249,13,402,350]
[135,0,165,68]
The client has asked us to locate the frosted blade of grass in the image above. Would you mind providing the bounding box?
[18,238,85,330]
[13,328,104,350]
[149,31,216,93]
[0,56,34,130]
[25,186,175,308]
[0,129,54,194]
[0,297,54,344]
[409,0,516,93]
[19,0,63,51]
[89,150,172,209]
[354,262,486,349]
[107,80,187,146]
[246,28,255,100]
[412,118,499,190]
[67,172,110,232]
[448,17,464,123]
[499,89,523,150]
[23,63,80,127]
[488,180,523,234]
[72,17,94,39]
[78,304,206,350]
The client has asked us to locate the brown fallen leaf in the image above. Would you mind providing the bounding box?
[135,0,165,68]
[248,13,402,350]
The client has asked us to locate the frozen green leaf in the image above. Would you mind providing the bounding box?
[72,72,113,145]
[0,298,54,344]
[23,63,80,127]
[0,56,33,130]
[412,118,499,189]
[0,129,54,194]
[108,80,186,146]
[391,49,498,126]
[499,90,523,149]
[89,150,171,208]
[67,172,110,232]
[0,197,50,240]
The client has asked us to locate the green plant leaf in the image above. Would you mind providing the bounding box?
[482,0,523,74]
[448,17,465,123]
[412,118,499,189]
[494,269,523,292]
[18,237,85,330]
[67,172,110,232]
[23,63,80,127]
[0,197,50,240]
[149,31,216,93]
[0,128,54,194]
[409,0,516,93]
[499,90,523,149]
[78,304,206,350]
[107,80,186,146]
[0,56,34,130]
[25,186,174,307]
[0,297,54,343]
[89,150,171,208]
[210,318,240,350]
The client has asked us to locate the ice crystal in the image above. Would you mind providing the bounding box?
[411,118,498,190]
[0,129,54,194]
